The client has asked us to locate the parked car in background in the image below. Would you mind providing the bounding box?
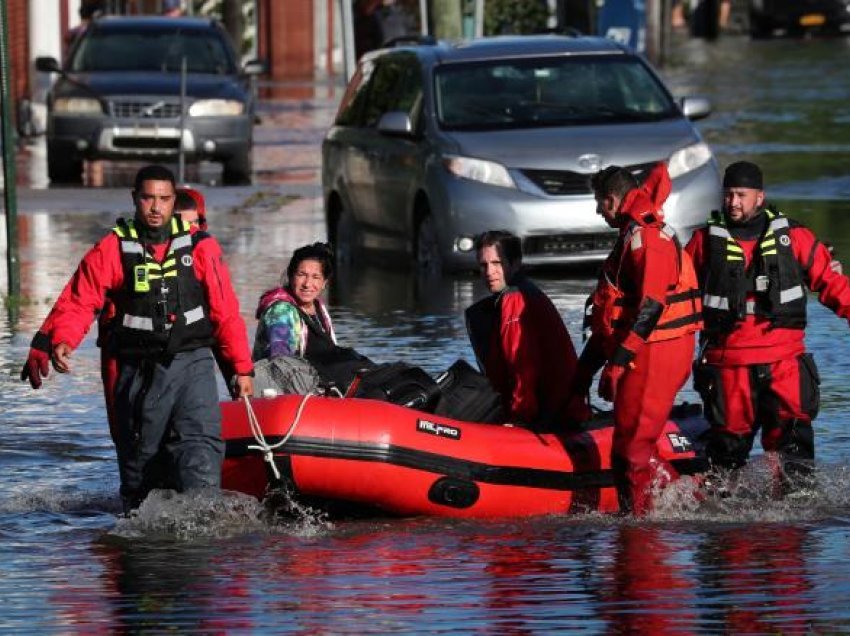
[749,0,850,36]
[322,35,721,274]
[36,15,263,184]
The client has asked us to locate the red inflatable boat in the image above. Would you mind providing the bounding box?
[221,395,707,518]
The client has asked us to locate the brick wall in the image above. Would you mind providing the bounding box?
[6,0,30,106]
[258,0,315,98]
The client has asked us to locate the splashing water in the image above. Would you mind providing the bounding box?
[109,488,333,541]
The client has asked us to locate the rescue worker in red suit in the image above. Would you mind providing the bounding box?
[465,230,582,430]
[569,163,702,515]
[25,186,213,445]
[686,161,850,483]
[20,165,254,513]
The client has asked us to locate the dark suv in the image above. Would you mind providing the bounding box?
[36,16,262,184]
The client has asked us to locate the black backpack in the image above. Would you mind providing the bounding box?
[433,359,505,424]
[305,345,376,394]
[349,362,441,411]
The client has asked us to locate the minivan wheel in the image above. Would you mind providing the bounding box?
[332,202,361,265]
[415,212,443,276]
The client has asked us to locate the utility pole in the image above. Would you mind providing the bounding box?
[0,0,21,311]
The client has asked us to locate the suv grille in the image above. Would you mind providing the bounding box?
[520,161,660,196]
[109,99,183,119]
[524,232,618,256]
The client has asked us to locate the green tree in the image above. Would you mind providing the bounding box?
[484,0,549,35]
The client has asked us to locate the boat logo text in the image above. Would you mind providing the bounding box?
[666,432,693,453]
[417,419,461,440]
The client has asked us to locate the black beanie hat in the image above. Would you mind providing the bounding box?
[723,161,763,189]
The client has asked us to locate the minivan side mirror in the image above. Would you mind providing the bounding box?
[377,111,414,136]
[680,96,712,121]
[35,56,61,73]
[242,59,266,76]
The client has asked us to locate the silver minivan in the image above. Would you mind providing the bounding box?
[322,35,721,273]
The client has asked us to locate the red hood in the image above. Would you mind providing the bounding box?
[178,186,207,229]
[617,162,671,227]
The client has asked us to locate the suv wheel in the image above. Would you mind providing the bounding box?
[222,151,252,185]
[415,211,443,276]
[47,145,82,184]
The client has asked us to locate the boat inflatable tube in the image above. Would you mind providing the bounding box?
[221,395,708,518]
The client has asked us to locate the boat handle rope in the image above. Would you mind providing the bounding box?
[242,393,313,481]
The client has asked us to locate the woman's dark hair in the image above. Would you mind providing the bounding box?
[474,230,522,267]
[286,242,335,283]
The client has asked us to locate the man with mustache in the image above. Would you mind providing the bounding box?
[686,161,850,486]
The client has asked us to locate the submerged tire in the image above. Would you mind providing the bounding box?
[415,212,443,276]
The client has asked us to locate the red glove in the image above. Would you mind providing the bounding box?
[20,331,52,389]
[598,363,628,403]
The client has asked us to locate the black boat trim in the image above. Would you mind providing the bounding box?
[226,435,708,492]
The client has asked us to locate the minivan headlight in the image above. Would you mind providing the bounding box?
[668,142,713,178]
[53,97,103,115]
[189,99,244,116]
[442,155,515,189]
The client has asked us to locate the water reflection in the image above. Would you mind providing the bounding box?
[600,526,699,633]
[696,525,816,632]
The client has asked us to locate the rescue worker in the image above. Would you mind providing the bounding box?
[569,163,702,515]
[465,230,581,430]
[20,165,254,513]
[686,161,850,483]
[24,185,213,445]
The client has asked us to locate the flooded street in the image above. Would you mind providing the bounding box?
[3,35,850,632]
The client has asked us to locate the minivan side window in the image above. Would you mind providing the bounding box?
[360,54,424,130]
[389,54,424,131]
[335,60,375,126]
[361,58,405,127]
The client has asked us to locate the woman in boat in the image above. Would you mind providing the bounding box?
[253,242,337,362]
[252,243,375,394]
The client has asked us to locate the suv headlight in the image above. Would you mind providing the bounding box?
[668,142,713,179]
[53,97,103,115]
[189,99,244,116]
[442,155,516,189]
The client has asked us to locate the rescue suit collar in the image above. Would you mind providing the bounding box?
[725,206,767,237]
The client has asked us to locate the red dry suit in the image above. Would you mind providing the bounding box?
[686,206,850,472]
[580,163,702,514]
[465,273,579,429]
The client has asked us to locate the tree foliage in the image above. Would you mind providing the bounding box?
[484,0,550,35]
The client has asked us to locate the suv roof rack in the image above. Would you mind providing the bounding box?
[383,34,438,48]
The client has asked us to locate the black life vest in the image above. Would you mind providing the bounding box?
[702,207,807,333]
[109,217,215,358]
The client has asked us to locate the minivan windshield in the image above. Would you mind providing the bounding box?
[435,55,678,130]
[70,27,236,74]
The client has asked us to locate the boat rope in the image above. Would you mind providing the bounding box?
[243,393,313,481]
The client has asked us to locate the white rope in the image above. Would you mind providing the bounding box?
[243,393,312,481]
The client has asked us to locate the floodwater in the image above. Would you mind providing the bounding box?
[3,35,850,632]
